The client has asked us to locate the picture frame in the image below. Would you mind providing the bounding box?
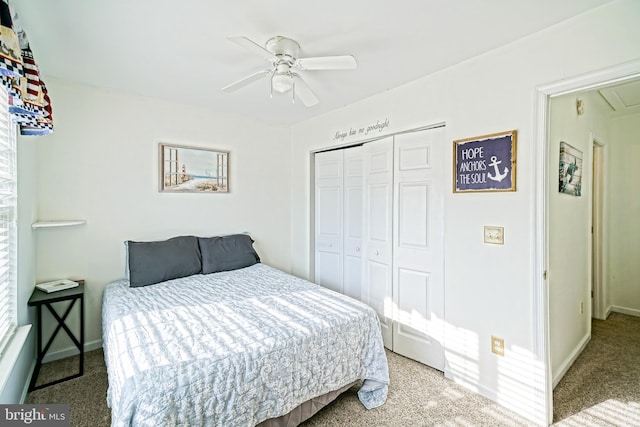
[453,130,517,193]
[159,143,229,193]
[558,141,582,197]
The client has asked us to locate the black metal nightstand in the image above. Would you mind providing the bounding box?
[28,280,85,391]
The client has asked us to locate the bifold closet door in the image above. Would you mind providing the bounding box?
[314,150,344,293]
[362,137,394,348]
[316,128,445,369]
[392,128,445,370]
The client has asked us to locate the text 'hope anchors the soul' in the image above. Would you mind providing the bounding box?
[454,131,515,192]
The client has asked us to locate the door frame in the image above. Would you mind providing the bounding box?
[534,59,640,424]
[591,138,607,320]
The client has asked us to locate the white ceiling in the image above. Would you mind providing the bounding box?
[13,0,616,126]
[598,80,640,116]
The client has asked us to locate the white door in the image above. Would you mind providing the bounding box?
[362,137,394,348]
[392,128,445,370]
[314,150,344,293]
[343,146,364,301]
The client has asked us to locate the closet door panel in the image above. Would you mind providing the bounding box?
[392,128,445,370]
[314,150,344,293]
[315,251,343,293]
[343,183,363,300]
[365,259,392,329]
[362,137,394,348]
[317,187,342,238]
[344,186,363,254]
[343,147,363,300]
[344,254,362,300]
[396,268,430,339]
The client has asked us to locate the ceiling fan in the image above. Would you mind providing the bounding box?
[221,35,357,107]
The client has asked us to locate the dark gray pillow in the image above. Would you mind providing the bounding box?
[198,234,260,274]
[126,235,202,287]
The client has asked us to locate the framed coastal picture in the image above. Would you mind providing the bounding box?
[453,130,517,193]
[159,143,229,193]
[558,141,582,196]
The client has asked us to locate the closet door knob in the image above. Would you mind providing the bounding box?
[375,250,380,255]
[329,243,333,248]
[356,247,360,252]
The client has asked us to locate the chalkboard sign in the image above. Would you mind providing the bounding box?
[453,130,517,193]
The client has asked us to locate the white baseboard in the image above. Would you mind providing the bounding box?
[41,339,103,364]
[552,332,590,389]
[445,367,496,399]
[610,305,640,318]
[20,358,36,403]
[605,304,613,318]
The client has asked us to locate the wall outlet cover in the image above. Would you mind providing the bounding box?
[491,335,505,356]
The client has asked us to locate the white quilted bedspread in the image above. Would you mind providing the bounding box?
[102,263,389,426]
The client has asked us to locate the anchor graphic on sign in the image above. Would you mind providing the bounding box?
[487,156,509,182]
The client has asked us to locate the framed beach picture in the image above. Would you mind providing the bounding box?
[558,141,582,196]
[159,143,229,193]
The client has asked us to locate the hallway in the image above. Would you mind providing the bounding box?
[553,313,640,425]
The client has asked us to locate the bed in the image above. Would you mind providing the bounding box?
[102,234,389,426]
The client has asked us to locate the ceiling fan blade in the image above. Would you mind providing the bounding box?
[296,55,357,71]
[293,74,319,107]
[221,70,271,93]
[226,36,275,61]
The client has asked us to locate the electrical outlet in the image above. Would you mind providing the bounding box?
[484,226,504,245]
[491,336,505,356]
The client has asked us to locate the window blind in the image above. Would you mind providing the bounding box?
[0,86,17,357]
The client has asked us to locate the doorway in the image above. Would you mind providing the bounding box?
[536,60,640,425]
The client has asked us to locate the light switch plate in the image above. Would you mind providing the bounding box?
[484,226,504,244]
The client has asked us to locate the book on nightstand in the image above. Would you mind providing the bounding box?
[35,279,79,293]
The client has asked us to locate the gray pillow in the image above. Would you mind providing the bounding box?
[198,234,260,274]
[126,235,202,287]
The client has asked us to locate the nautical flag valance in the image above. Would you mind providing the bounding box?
[0,0,52,136]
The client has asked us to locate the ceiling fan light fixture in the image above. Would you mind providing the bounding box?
[223,35,357,107]
[271,72,294,94]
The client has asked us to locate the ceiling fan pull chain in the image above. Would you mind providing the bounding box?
[292,80,296,104]
[270,71,274,99]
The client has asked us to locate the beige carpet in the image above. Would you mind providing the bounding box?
[299,350,536,426]
[552,312,640,426]
[26,349,111,426]
[26,313,640,426]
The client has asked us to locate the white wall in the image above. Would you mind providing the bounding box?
[548,91,611,386]
[290,1,640,424]
[33,78,292,356]
[608,112,640,316]
[17,139,39,330]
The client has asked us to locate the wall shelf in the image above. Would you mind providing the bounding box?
[31,220,86,229]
